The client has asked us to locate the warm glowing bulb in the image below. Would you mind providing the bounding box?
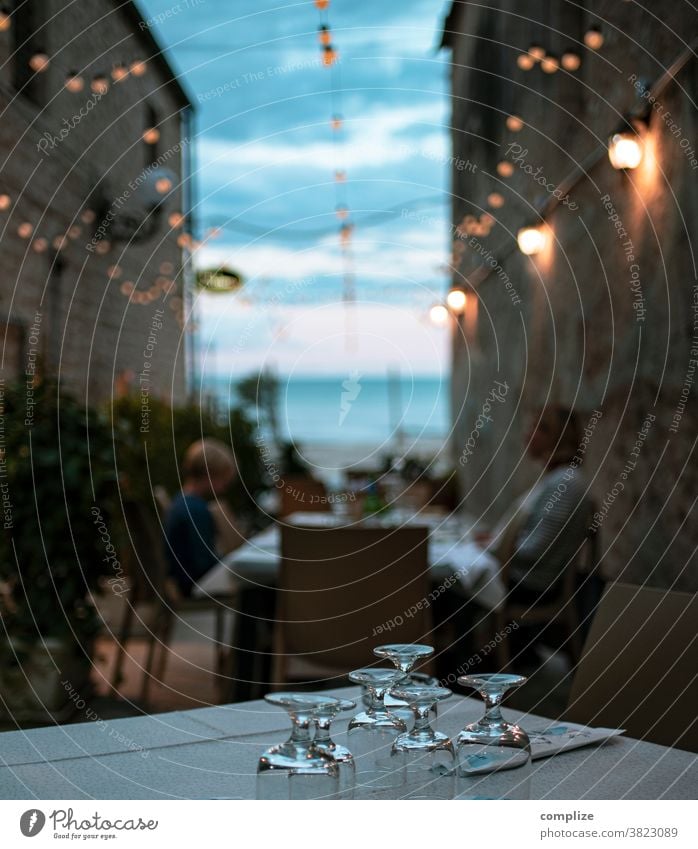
[335,169,346,181]
[487,192,505,209]
[17,222,33,238]
[497,161,514,177]
[29,52,49,72]
[430,304,449,325]
[318,25,331,46]
[608,132,643,169]
[517,53,535,70]
[130,60,147,77]
[517,225,547,255]
[528,44,545,62]
[108,264,122,279]
[95,239,111,255]
[447,289,467,313]
[91,75,109,94]
[68,225,81,239]
[0,193,11,210]
[584,27,604,50]
[0,10,10,31]
[168,211,184,228]
[322,45,338,66]
[561,51,581,71]
[155,177,172,194]
[120,281,135,296]
[331,114,343,130]
[65,72,84,92]
[111,63,129,82]
[177,232,191,248]
[32,237,48,253]
[506,115,524,132]
[541,54,559,74]
[52,235,67,251]
[143,127,160,144]
[335,205,349,220]
[314,0,329,8]
[81,209,96,224]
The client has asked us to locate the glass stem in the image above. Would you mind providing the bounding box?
[411,704,434,741]
[482,691,504,726]
[315,718,331,744]
[289,711,313,750]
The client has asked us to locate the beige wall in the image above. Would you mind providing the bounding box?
[0,0,191,404]
[445,0,697,590]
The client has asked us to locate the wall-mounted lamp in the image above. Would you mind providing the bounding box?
[517,223,547,255]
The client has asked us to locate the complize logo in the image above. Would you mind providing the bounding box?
[20,809,46,837]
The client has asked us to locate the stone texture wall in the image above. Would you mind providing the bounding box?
[0,0,191,404]
[444,0,697,590]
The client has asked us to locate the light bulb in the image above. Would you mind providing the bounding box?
[155,177,172,194]
[29,52,49,72]
[517,53,535,70]
[584,26,604,50]
[561,51,581,71]
[0,193,11,210]
[430,304,449,325]
[528,44,545,62]
[506,115,524,132]
[143,127,160,144]
[608,131,643,169]
[130,60,147,77]
[541,54,559,74]
[497,161,514,177]
[17,222,33,238]
[447,289,467,313]
[91,75,109,94]
[487,192,505,208]
[65,72,84,92]
[517,224,547,255]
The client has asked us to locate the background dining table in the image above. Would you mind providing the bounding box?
[0,687,695,800]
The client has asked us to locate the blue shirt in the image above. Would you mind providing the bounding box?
[164,492,217,595]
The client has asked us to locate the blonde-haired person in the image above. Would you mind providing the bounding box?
[164,438,245,597]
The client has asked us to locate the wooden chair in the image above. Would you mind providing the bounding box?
[109,500,238,704]
[272,524,432,687]
[495,504,600,670]
[565,582,698,752]
[278,475,331,518]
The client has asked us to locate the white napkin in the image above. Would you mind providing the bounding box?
[525,722,625,760]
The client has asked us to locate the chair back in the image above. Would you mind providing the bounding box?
[278,475,331,517]
[566,582,698,752]
[119,500,169,605]
[277,524,431,675]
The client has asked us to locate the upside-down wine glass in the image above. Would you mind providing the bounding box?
[256,693,340,800]
[312,697,357,799]
[453,673,532,799]
[348,668,406,797]
[389,683,455,799]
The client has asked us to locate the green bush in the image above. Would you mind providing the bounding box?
[0,379,117,653]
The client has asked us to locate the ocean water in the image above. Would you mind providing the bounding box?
[214,375,449,446]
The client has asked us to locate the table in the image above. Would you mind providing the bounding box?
[195,511,505,609]
[0,687,695,799]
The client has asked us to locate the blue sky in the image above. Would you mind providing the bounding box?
[138,0,453,378]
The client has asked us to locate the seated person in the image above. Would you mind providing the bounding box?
[487,405,597,606]
[164,438,244,597]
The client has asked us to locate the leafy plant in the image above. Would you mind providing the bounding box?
[0,378,117,654]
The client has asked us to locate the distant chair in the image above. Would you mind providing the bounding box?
[272,524,432,687]
[278,475,331,517]
[565,582,698,752]
[109,500,237,704]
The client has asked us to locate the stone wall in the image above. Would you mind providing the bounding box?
[443,0,697,590]
[0,0,192,405]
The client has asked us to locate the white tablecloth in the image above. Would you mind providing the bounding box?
[195,512,505,608]
[0,687,695,799]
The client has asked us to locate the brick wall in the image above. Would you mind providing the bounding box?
[444,0,698,590]
[0,0,192,405]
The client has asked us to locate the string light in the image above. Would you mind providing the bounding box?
[584,26,604,50]
[318,25,332,46]
[487,192,505,209]
[334,169,346,181]
[339,222,353,246]
[168,211,185,228]
[447,288,467,313]
[608,127,643,169]
[17,222,33,239]
[120,281,135,296]
[0,193,11,210]
[335,204,349,220]
[95,239,111,255]
[541,54,559,74]
[155,176,173,194]
[497,161,514,177]
[111,63,129,82]
[32,237,48,253]
[108,265,122,279]
[517,53,535,70]
[91,74,109,94]
[322,44,338,66]
[330,114,343,130]
[129,60,147,77]
[561,50,582,71]
[517,224,547,255]
[81,209,96,224]
[506,115,524,132]
[29,51,49,72]
[314,0,330,8]
[52,235,67,251]
[143,127,160,144]
[528,44,545,62]
[65,71,84,92]
[67,225,81,239]
[429,304,449,325]
[0,8,10,31]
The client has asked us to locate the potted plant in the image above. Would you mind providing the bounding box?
[0,377,117,723]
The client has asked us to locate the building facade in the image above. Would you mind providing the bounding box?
[0,0,194,404]
[442,0,697,590]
